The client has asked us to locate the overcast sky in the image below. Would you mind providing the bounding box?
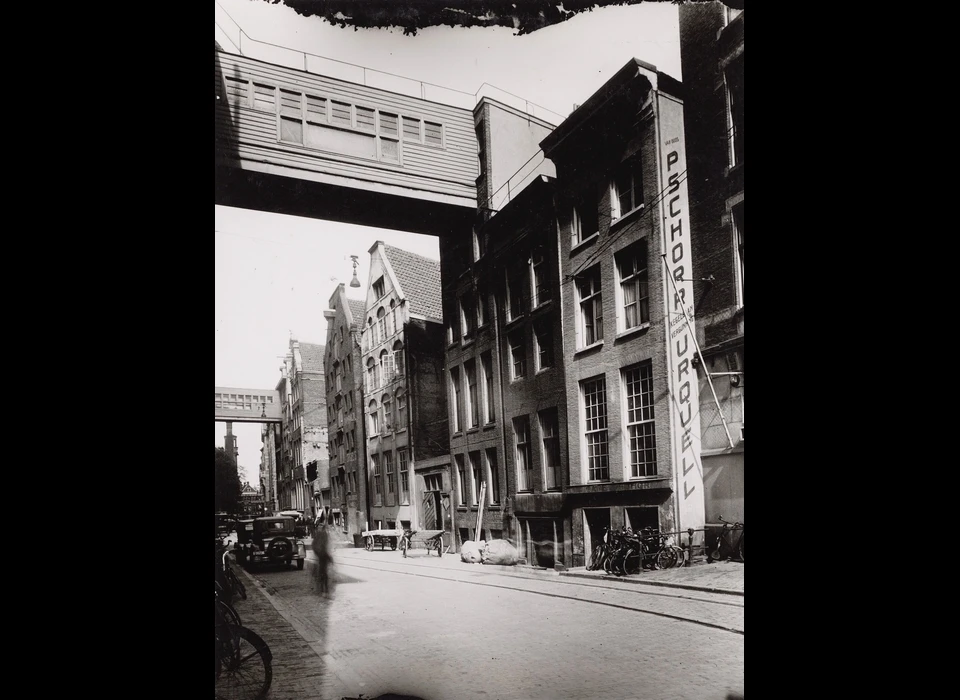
[214,0,682,481]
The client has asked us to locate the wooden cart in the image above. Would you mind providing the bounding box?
[398,529,444,558]
[361,529,401,551]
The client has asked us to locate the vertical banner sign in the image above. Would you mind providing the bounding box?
[656,91,705,540]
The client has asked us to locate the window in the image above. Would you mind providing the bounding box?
[373,276,385,299]
[377,307,386,343]
[450,366,462,432]
[481,351,495,424]
[379,112,398,138]
[448,314,461,345]
[509,332,526,380]
[514,416,533,491]
[393,342,405,376]
[346,429,355,452]
[540,408,561,490]
[465,359,479,429]
[385,451,395,495]
[725,55,744,167]
[582,377,609,482]
[577,265,603,347]
[506,268,524,321]
[530,251,551,307]
[477,285,488,327]
[252,83,275,112]
[402,115,421,142]
[485,448,500,504]
[616,243,650,331]
[472,229,485,261]
[382,396,393,433]
[424,473,443,492]
[368,399,379,436]
[624,363,657,478]
[380,349,395,384]
[456,455,467,505]
[396,391,407,431]
[366,358,377,392]
[356,105,375,132]
[733,203,744,306]
[399,449,409,503]
[460,292,477,339]
[372,454,382,504]
[612,156,643,220]
[571,195,599,246]
[534,320,553,371]
[331,100,352,127]
[470,451,484,505]
[424,121,443,146]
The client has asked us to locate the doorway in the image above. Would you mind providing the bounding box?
[583,508,611,560]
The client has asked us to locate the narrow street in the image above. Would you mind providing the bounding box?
[231,547,744,700]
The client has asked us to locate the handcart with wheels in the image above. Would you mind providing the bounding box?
[361,528,402,551]
[398,529,444,557]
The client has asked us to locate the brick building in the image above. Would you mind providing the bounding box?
[360,242,450,538]
[323,284,369,541]
[679,2,744,524]
[541,58,706,567]
[440,173,570,566]
[259,422,280,513]
[275,339,327,518]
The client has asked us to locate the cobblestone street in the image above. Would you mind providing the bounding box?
[228,547,743,700]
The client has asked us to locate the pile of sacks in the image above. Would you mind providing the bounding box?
[460,539,520,566]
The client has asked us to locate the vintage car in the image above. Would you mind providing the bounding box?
[234,516,305,570]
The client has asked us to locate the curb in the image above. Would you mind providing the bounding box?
[558,570,744,597]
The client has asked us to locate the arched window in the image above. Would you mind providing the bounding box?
[366,317,373,350]
[380,348,393,383]
[388,299,397,336]
[366,357,377,392]
[393,340,405,376]
[368,399,379,435]
[382,393,393,432]
[377,307,386,344]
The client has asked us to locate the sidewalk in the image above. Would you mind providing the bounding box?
[332,545,744,595]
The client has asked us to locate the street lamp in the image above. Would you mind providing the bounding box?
[349,255,361,288]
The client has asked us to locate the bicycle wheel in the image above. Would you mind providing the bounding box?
[400,537,408,558]
[217,598,242,628]
[622,548,642,575]
[602,551,615,574]
[227,568,247,601]
[215,624,273,700]
[656,547,679,570]
[672,546,686,568]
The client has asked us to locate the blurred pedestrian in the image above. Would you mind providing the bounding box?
[312,524,332,597]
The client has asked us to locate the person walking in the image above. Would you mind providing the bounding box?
[312,524,332,596]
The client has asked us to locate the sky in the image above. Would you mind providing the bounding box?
[213,0,683,481]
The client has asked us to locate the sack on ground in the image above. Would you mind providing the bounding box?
[481,539,519,566]
[460,540,483,563]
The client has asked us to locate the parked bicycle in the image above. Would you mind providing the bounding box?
[217,540,247,603]
[215,592,272,700]
[587,528,613,571]
[707,516,743,562]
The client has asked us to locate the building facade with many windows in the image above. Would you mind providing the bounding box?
[323,285,368,540]
[361,242,449,537]
[679,1,744,525]
[542,59,706,567]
